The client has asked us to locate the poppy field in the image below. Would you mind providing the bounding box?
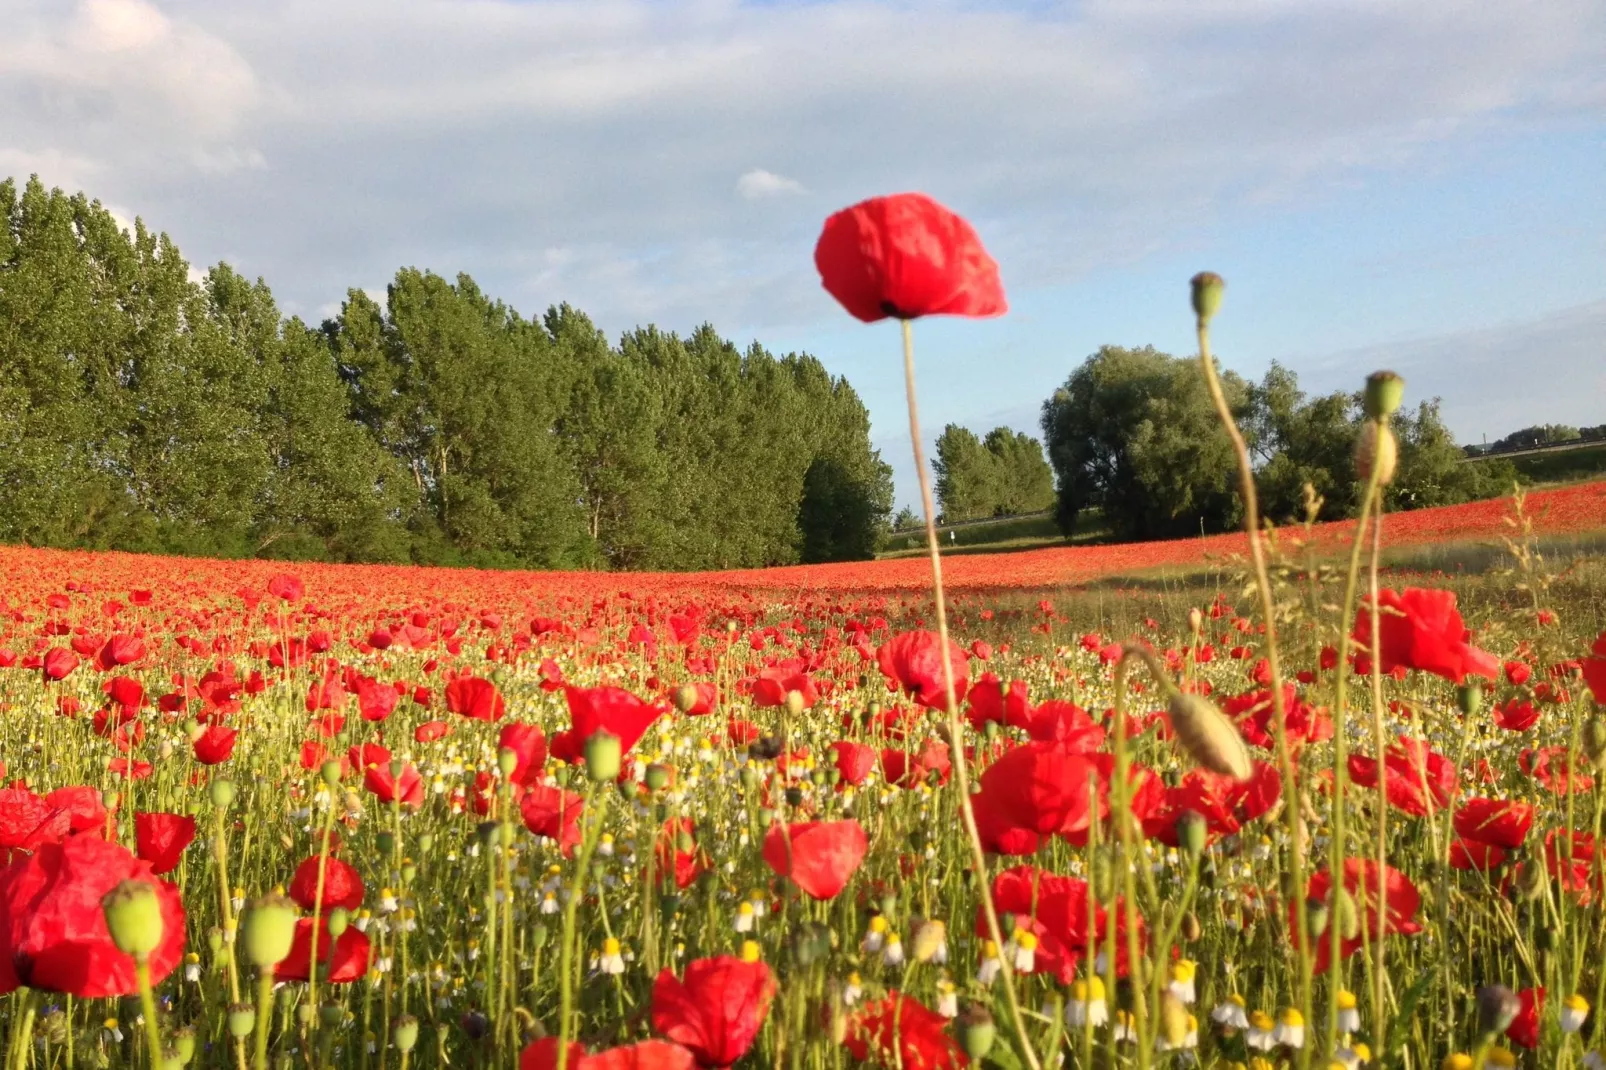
[0,474,1602,1070]
[3,191,1606,1070]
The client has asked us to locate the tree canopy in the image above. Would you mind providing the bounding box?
[0,176,892,569]
[932,424,1054,522]
[1041,347,1517,539]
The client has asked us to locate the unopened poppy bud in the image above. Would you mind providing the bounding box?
[241,894,299,968]
[393,1015,420,1053]
[1456,682,1483,717]
[102,879,164,958]
[1160,992,1190,1048]
[211,779,236,808]
[1181,911,1202,942]
[956,1004,996,1059]
[672,684,700,713]
[1582,717,1606,771]
[1167,693,1252,780]
[784,690,807,717]
[171,1025,196,1065]
[497,748,518,779]
[910,919,947,964]
[320,760,342,787]
[207,927,225,953]
[1190,272,1225,327]
[320,1002,344,1028]
[1355,422,1398,485]
[584,732,622,782]
[327,907,349,938]
[1364,371,1405,420]
[644,764,671,792]
[1332,888,1360,941]
[1305,897,1330,939]
[1188,607,1203,633]
[1476,985,1520,1036]
[228,1004,256,1039]
[1515,860,1546,901]
[1176,811,1208,857]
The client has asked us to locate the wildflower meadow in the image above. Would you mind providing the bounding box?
[0,193,1604,1070]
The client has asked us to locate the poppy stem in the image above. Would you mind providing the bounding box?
[898,318,1041,1070]
[135,957,166,1070]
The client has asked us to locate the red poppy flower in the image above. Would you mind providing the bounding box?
[1448,839,1507,871]
[828,741,877,786]
[1507,987,1544,1049]
[1491,698,1540,732]
[364,763,424,808]
[1296,858,1422,974]
[133,812,195,876]
[446,675,506,722]
[761,820,867,900]
[414,720,451,744]
[973,742,1105,839]
[104,676,145,711]
[0,836,185,997]
[1581,630,1606,703]
[676,682,717,715]
[1452,798,1533,849]
[355,677,400,722]
[0,790,52,859]
[1347,736,1457,817]
[651,955,776,1067]
[498,722,548,788]
[42,647,78,681]
[843,992,967,1070]
[977,866,1094,983]
[965,676,1032,732]
[551,686,663,764]
[1521,746,1595,795]
[274,919,370,983]
[520,785,585,856]
[267,574,304,602]
[876,631,970,710]
[654,818,708,890]
[521,1039,696,1070]
[287,855,365,912]
[192,725,238,765]
[815,192,1005,323]
[1022,700,1105,749]
[1353,587,1498,684]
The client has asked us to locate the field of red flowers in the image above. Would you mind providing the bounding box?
[0,477,1601,1070]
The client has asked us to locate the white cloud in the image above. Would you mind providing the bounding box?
[0,0,1600,332]
[736,168,805,200]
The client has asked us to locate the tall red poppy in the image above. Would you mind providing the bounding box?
[267,574,304,602]
[1353,587,1498,684]
[876,631,970,710]
[498,722,548,788]
[287,855,365,912]
[520,785,585,856]
[1507,987,1544,1049]
[973,741,1105,839]
[828,741,877,786]
[815,193,1005,323]
[364,763,424,808]
[1297,859,1423,973]
[274,919,370,983]
[0,836,186,997]
[133,812,195,876]
[446,675,506,722]
[521,1039,696,1070]
[1347,736,1458,817]
[650,955,776,1067]
[192,724,238,765]
[761,820,867,900]
[551,686,663,764]
[843,992,967,1070]
[1452,798,1533,850]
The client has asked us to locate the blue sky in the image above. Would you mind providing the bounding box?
[3,0,1602,509]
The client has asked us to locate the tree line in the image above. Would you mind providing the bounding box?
[1040,345,1518,541]
[1467,423,1606,456]
[0,177,892,569]
[928,425,1056,524]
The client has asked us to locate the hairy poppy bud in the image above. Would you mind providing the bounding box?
[1160,992,1190,1048]
[784,690,807,717]
[1364,371,1405,420]
[1477,985,1520,1036]
[497,748,518,779]
[584,732,622,782]
[672,684,700,714]
[228,1004,256,1039]
[1305,897,1330,940]
[1515,860,1546,901]
[956,1004,996,1060]
[1456,682,1483,717]
[644,764,671,792]
[1167,693,1252,780]
[1332,887,1361,942]
[102,879,164,958]
[910,919,947,964]
[1582,716,1606,772]
[1177,810,1208,857]
[320,760,342,787]
[171,1025,196,1065]
[210,779,236,809]
[241,894,299,968]
[1355,422,1398,486]
[1190,272,1225,326]
[1181,911,1202,942]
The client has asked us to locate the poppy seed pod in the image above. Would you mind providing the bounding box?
[1167,692,1253,780]
[102,879,165,958]
[672,684,700,714]
[1364,371,1405,420]
[210,779,236,809]
[584,731,622,782]
[1355,422,1398,486]
[1582,716,1606,771]
[1190,272,1225,326]
[956,1004,996,1060]
[241,894,299,968]
[393,1016,419,1053]
[228,1004,256,1039]
[1456,682,1483,717]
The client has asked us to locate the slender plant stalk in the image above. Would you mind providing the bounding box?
[1195,298,1312,1054]
[135,958,166,1070]
[556,783,605,1070]
[1365,468,1390,1045]
[900,319,1040,1070]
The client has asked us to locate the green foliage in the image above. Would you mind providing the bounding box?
[0,175,890,569]
[1043,348,1527,536]
[933,424,1054,522]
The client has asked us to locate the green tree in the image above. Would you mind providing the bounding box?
[982,427,1055,514]
[933,425,999,522]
